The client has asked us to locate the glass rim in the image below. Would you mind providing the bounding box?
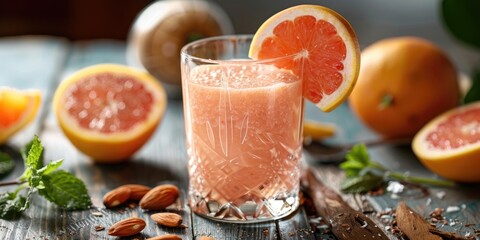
[180,34,298,65]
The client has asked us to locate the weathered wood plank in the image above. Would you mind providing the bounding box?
[277,207,315,239]
[192,214,277,240]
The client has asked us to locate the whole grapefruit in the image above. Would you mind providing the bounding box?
[349,37,460,138]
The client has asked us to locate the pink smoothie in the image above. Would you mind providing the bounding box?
[184,63,303,206]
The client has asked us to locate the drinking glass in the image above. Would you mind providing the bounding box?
[181,35,304,222]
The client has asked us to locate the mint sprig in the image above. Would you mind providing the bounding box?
[340,144,455,193]
[0,136,92,219]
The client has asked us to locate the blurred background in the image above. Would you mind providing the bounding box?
[0,0,478,73]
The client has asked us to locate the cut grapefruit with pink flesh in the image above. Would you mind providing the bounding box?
[0,88,41,144]
[53,64,167,162]
[249,5,360,112]
[413,101,480,182]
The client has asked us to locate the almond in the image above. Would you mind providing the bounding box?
[140,184,179,210]
[103,186,131,208]
[122,184,152,201]
[146,234,182,240]
[108,217,146,236]
[151,212,183,227]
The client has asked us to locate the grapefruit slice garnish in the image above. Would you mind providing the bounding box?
[249,5,360,112]
[413,102,480,182]
[53,64,167,162]
[0,88,41,144]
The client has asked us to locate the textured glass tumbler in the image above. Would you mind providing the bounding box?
[181,35,304,222]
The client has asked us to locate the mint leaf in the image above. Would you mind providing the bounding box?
[346,144,370,165]
[38,170,91,210]
[0,152,14,176]
[340,144,376,177]
[37,159,63,175]
[25,136,43,170]
[0,192,26,220]
[29,174,45,189]
[339,158,365,177]
[19,136,44,181]
[341,174,384,193]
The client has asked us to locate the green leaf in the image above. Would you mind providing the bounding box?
[341,174,384,194]
[37,159,63,175]
[346,144,370,165]
[0,152,15,176]
[339,160,365,177]
[38,170,91,210]
[29,174,45,189]
[20,136,44,181]
[441,0,480,50]
[0,192,27,220]
[19,169,32,182]
[25,136,43,170]
[21,137,44,168]
[340,144,372,176]
[464,70,480,104]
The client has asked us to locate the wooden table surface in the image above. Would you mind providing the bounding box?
[0,36,479,240]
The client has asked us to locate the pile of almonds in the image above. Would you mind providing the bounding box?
[102,183,190,239]
[103,184,179,210]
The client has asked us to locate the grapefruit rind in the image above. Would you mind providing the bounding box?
[0,88,42,144]
[53,64,167,161]
[412,102,480,182]
[249,5,360,112]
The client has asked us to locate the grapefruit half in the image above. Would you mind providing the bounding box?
[53,64,167,162]
[249,5,360,112]
[413,101,480,182]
